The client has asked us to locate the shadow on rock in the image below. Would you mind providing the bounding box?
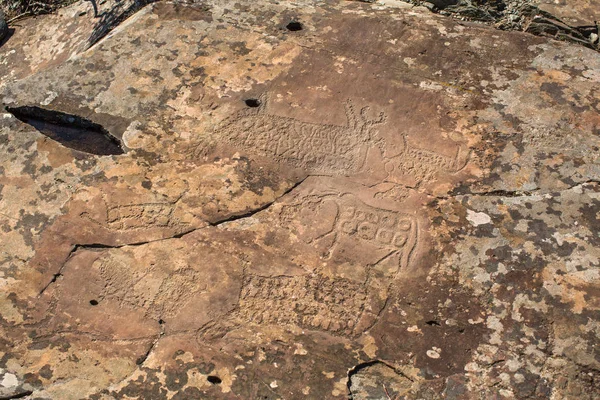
[0,28,15,48]
[88,0,158,48]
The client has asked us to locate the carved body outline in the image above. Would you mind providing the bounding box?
[216,93,387,174]
[383,133,471,186]
[281,191,419,275]
[81,194,188,232]
[232,272,369,336]
[216,93,471,184]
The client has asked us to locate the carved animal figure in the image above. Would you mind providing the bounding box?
[99,257,203,319]
[81,196,187,232]
[216,93,387,174]
[106,202,179,231]
[385,134,471,185]
[213,93,471,184]
[281,193,418,273]
[234,273,368,335]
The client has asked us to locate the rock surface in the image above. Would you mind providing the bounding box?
[0,0,599,398]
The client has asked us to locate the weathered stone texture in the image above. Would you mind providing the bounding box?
[0,0,599,398]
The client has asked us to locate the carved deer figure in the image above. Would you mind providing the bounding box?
[213,92,470,182]
[216,92,387,174]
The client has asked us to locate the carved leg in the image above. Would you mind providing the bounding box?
[452,143,472,171]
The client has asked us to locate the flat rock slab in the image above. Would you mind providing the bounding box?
[0,0,599,399]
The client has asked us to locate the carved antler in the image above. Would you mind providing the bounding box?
[344,99,359,130]
[452,143,472,171]
[357,106,388,149]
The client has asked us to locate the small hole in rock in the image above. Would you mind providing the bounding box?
[89,299,99,306]
[425,320,441,326]
[158,319,165,325]
[244,98,261,108]
[286,21,303,31]
[207,375,222,384]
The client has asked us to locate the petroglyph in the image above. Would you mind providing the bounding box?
[98,257,205,319]
[4,0,599,396]
[210,93,471,186]
[280,192,419,274]
[215,93,387,174]
[373,184,411,202]
[105,202,184,231]
[383,134,471,187]
[232,273,369,336]
[524,126,582,154]
[82,197,189,232]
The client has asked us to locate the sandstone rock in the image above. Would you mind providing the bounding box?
[0,0,599,398]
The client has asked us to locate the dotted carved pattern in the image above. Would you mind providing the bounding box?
[280,193,419,273]
[214,93,471,186]
[236,274,368,335]
[217,93,386,174]
[106,203,179,231]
